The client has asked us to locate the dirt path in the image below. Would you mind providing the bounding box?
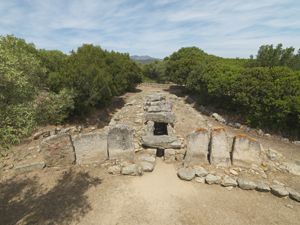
[77,158,299,225]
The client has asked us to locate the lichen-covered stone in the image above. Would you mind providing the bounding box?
[72,132,107,164]
[231,135,262,167]
[184,129,209,166]
[209,128,231,167]
[107,124,135,162]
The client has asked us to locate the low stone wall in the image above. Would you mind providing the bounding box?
[184,127,263,168]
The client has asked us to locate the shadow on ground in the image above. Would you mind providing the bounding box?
[0,170,101,225]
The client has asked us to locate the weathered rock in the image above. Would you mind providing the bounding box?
[177,167,195,181]
[138,155,156,163]
[284,162,300,176]
[212,113,226,123]
[121,164,143,176]
[195,177,205,183]
[270,185,289,197]
[209,128,231,167]
[145,112,175,124]
[14,162,45,173]
[266,148,282,161]
[139,161,155,172]
[194,166,209,177]
[107,124,135,162]
[72,132,108,164]
[205,174,221,184]
[221,176,237,187]
[255,181,270,192]
[237,178,256,190]
[40,133,76,167]
[141,135,181,149]
[146,93,165,102]
[231,135,262,167]
[292,141,300,145]
[184,129,209,166]
[229,169,239,176]
[286,187,300,202]
[107,165,121,174]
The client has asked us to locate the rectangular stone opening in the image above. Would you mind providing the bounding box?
[156,148,165,157]
[153,122,168,135]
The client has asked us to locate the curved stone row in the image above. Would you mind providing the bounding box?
[184,127,262,168]
[177,166,300,203]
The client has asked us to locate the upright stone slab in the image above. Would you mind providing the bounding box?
[107,124,135,162]
[72,131,108,164]
[232,135,262,167]
[184,128,209,166]
[40,133,75,167]
[209,127,231,167]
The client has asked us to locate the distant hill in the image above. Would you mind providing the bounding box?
[130,55,161,64]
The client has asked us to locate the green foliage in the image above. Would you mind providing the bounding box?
[35,89,75,124]
[248,44,300,70]
[165,47,209,85]
[168,46,300,137]
[142,60,167,83]
[0,36,142,150]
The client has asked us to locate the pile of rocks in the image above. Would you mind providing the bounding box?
[177,166,300,202]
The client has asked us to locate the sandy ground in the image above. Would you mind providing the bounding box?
[1,83,300,225]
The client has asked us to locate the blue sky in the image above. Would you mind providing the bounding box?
[0,0,300,58]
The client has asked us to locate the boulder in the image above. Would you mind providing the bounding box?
[121,164,143,176]
[209,128,231,167]
[107,165,121,175]
[40,133,75,167]
[255,181,270,192]
[177,167,195,181]
[231,135,262,167]
[194,166,209,177]
[107,124,135,162]
[221,176,237,187]
[286,187,300,202]
[284,162,300,176]
[139,161,155,172]
[138,155,156,163]
[266,148,282,161]
[184,129,209,166]
[212,113,226,123]
[141,135,181,149]
[72,132,108,164]
[270,185,289,197]
[237,178,256,190]
[205,174,221,184]
[145,112,175,124]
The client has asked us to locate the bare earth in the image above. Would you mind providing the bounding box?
[0,83,299,225]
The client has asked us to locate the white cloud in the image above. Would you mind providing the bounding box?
[0,0,299,58]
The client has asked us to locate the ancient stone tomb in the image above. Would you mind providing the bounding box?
[141,93,181,157]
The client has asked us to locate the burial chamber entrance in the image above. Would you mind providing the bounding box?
[153,122,168,136]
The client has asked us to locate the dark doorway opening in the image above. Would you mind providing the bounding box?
[154,122,168,135]
[156,148,165,157]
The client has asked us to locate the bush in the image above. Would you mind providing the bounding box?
[35,89,75,124]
